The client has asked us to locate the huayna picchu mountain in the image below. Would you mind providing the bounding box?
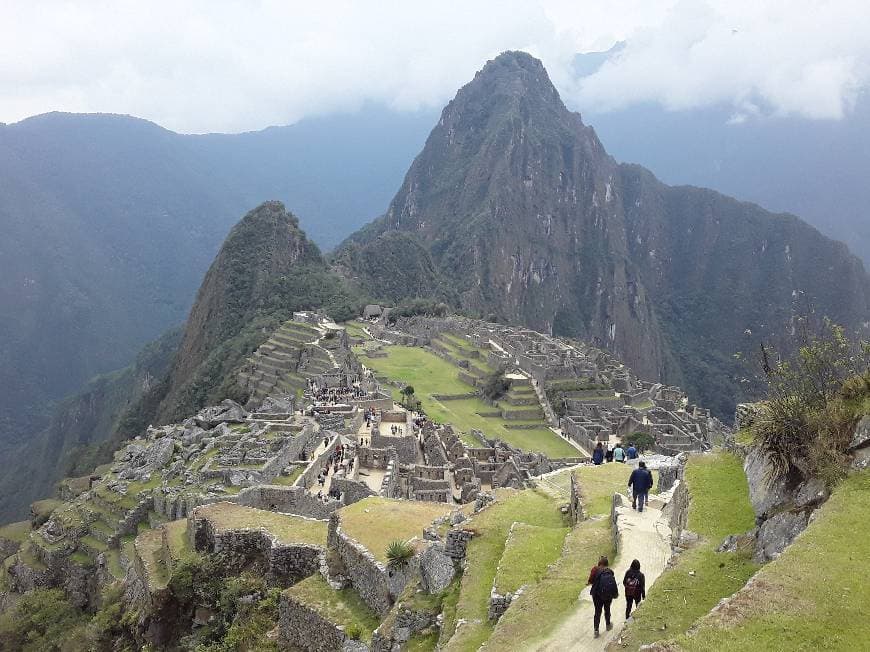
[338,51,870,417]
[0,202,359,520]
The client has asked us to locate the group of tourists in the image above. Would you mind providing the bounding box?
[591,441,639,465]
[316,443,352,488]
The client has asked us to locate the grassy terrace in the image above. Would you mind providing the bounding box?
[136,528,168,589]
[674,469,870,651]
[484,518,613,650]
[339,497,452,563]
[443,489,569,651]
[493,523,568,595]
[360,346,577,458]
[285,574,381,642]
[616,451,759,651]
[341,320,372,340]
[270,465,305,486]
[194,503,327,547]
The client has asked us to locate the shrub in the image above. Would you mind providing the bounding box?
[482,371,510,402]
[628,432,656,452]
[752,317,869,483]
[385,540,415,569]
[345,624,363,640]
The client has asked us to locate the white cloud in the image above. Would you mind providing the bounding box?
[0,1,867,133]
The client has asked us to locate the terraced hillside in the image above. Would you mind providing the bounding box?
[358,334,577,458]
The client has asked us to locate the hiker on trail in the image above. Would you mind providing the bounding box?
[588,556,618,638]
[605,445,614,463]
[626,442,638,460]
[623,559,646,619]
[613,443,626,463]
[592,442,605,465]
[628,461,654,511]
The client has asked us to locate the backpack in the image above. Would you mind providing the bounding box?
[625,575,642,598]
[593,568,619,600]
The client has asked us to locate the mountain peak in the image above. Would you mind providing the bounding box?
[463,50,561,105]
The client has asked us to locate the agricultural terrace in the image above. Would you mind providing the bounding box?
[194,503,327,547]
[358,344,577,458]
[338,497,452,562]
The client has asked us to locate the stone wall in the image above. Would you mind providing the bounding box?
[371,431,417,464]
[330,477,376,505]
[358,447,395,470]
[279,592,349,651]
[234,485,340,520]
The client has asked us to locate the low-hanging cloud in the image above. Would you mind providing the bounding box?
[1,0,867,133]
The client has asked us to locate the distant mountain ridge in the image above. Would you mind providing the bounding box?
[339,51,870,417]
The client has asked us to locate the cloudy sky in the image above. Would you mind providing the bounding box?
[2,0,868,133]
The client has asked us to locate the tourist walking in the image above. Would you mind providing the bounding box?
[592,441,604,465]
[613,443,626,463]
[626,442,638,460]
[605,445,614,463]
[623,559,646,619]
[588,556,618,638]
[628,461,654,511]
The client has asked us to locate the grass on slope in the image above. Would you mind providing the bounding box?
[194,503,327,546]
[443,489,569,651]
[285,574,381,642]
[674,469,870,652]
[545,463,659,517]
[484,518,614,650]
[493,523,569,594]
[361,346,576,458]
[614,451,759,651]
[0,521,31,545]
[339,497,452,563]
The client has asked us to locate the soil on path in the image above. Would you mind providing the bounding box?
[531,495,672,651]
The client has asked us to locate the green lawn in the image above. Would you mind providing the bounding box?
[361,346,576,458]
[484,518,613,650]
[271,465,304,486]
[339,497,452,562]
[675,469,870,651]
[561,463,659,517]
[194,503,327,547]
[285,574,381,642]
[341,320,372,340]
[443,489,569,651]
[616,451,759,651]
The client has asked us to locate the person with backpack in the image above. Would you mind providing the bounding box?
[623,559,646,619]
[605,445,614,463]
[626,442,638,460]
[613,443,626,463]
[588,556,618,637]
[592,441,605,465]
[628,461,654,511]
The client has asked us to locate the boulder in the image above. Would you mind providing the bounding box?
[140,437,176,473]
[194,399,249,429]
[419,543,455,594]
[755,510,812,562]
[848,416,870,469]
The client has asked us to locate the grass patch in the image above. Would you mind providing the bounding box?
[105,548,125,579]
[673,469,870,651]
[339,498,452,562]
[493,523,568,594]
[30,499,63,520]
[443,489,569,651]
[616,451,759,651]
[164,519,190,560]
[341,320,372,340]
[271,465,304,486]
[194,503,327,546]
[484,518,613,649]
[285,574,380,642]
[135,528,168,589]
[362,346,574,457]
[0,521,31,544]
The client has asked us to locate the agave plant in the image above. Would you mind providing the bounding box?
[385,540,414,569]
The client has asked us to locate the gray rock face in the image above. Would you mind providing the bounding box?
[259,395,294,414]
[848,416,870,469]
[140,437,175,473]
[744,446,830,562]
[419,544,455,594]
[194,399,248,429]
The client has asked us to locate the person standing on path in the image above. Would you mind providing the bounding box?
[588,556,619,638]
[613,443,626,463]
[592,442,605,465]
[626,442,638,460]
[623,559,646,619]
[628,461,654,511]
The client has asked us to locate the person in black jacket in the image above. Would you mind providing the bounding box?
[628,461,654,511]
[623,559,646,619]
[589,556,618,637]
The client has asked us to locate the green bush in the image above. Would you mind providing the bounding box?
[482,371,510,402]
[628,432,656,452]
[385,540,415,569]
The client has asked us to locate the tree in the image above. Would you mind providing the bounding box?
[400,385,416,409]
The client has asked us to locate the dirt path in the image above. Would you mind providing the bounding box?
[531,496,672,651]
